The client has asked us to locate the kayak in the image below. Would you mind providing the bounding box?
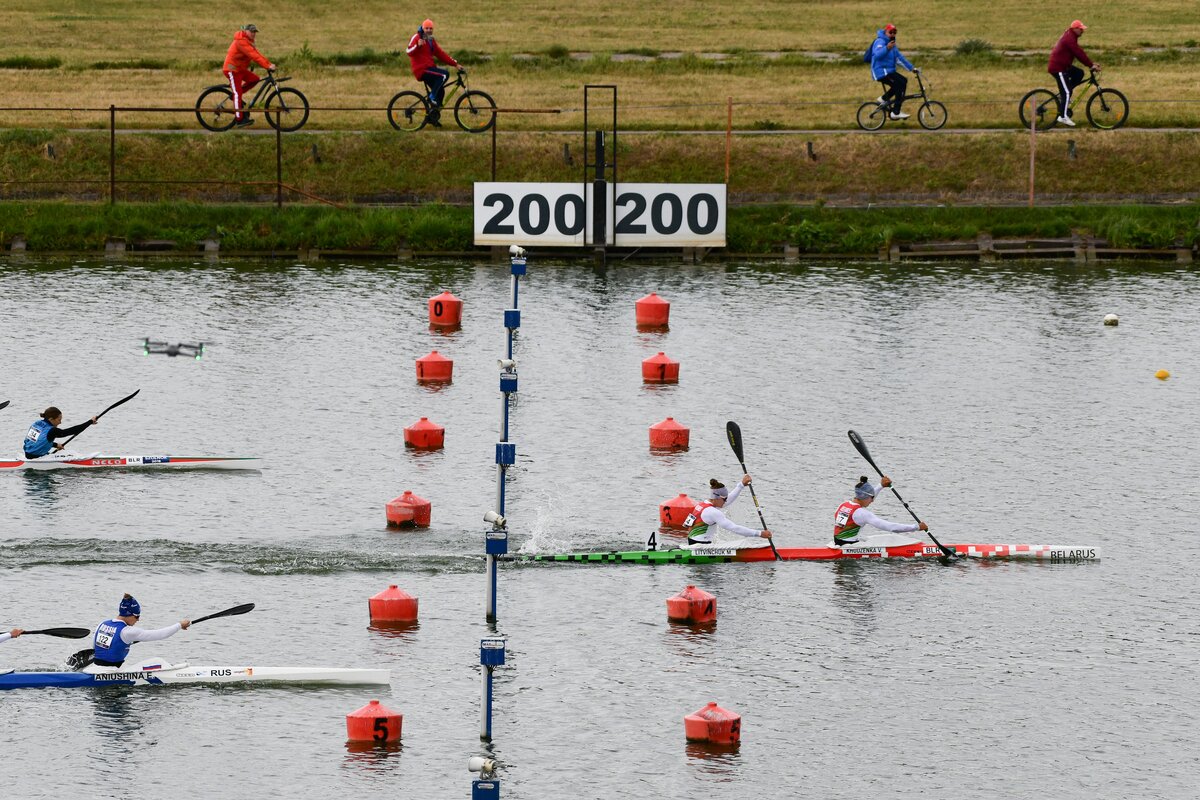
[0,454,261,471]
[515,539,1101,565]
[1,661,388,690]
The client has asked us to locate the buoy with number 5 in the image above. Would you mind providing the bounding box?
[346,699,403,742]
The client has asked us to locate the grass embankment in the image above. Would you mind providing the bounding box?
[0,1,1197,131]
[1,202,1196,254]
[3,128,1199,204]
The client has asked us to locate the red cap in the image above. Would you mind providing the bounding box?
[1070,19,1087,30]
[884,23,897,33]
[422,18,434,29]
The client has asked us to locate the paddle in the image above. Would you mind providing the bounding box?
[0,400,9,411]
[66,603,255,670]
[57,389,140,450]
[725,421,781,561]
[846,430,957,561]
[23,628,91,639]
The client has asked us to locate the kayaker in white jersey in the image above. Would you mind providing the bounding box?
[684,475,773,547]
[1,628,24,644]
[91,594,190,668]
[23,406,98,459]
[833,475,928,546]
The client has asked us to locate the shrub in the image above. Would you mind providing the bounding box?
[954,39,996,57]
[0,56,62,69]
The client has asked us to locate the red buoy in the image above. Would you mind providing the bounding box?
[641,352,680,384]
[635,292,670,329]
[346,699,403,742]
[384,500,416,527]
[659,493,697,529]
[428,290,463,329]
[416,350,453,384]
[684,702,741,744]
[388,490,432,527]
[403,417,445,450]
[667,585,716,623]
[649,417,690,451]
[368,585,419,623]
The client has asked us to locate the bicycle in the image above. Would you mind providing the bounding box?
[1018,69,1128,131]
[387,70,496,133]
[856,70,947,131]
[195,70,310,132]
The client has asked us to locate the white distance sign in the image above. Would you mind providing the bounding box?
[474,182,726,247]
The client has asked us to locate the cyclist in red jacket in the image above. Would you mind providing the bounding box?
[224,24,276,127]
[406,18,462,127]
[1048,20,1099,127]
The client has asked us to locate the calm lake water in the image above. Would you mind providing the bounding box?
[1,256,1196,800]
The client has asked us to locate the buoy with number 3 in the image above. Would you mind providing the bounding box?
[659,493,697,529]
[346,699,403,742]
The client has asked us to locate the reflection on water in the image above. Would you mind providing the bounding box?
[684,741,741,779]
[342,739,404,773]
[86,687,145,757]
[367,622,421,641]
[21,471,63,506]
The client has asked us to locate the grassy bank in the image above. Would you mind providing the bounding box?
[3,128,1199,205]
[0,1,1197,132]
[1,201,1196,255]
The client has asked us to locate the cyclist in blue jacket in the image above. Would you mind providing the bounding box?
[870,24,919,120]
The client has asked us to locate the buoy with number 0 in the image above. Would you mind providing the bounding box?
[428,291,463,329]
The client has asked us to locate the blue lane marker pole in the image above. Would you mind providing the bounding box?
[479,637,506,742]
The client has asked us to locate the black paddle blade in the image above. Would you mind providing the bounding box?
[191,603,255,625]
[0,400,10,411]
[726,421,745,463]
[25,627,91,639]
[66,648,95,670]
[99,389,140,418]
[847,430,882,475]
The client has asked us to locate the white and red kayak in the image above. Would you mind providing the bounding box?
[1,453,261,471]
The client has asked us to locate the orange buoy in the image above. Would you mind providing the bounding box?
[416,350,453,384]
[649,417,690,451]
[368,585,419,623]
[346,699,403,742]
[684,702,741,744]
[659,493,697,529]
[385,500,416,527]
[667,585,716,623]
[635,292,670,329]
[642,352,680,384]
[428,291,463,329]
[395,490,431,527]
[403,417,445,450]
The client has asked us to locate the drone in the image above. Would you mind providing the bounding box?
[143,338,205,359]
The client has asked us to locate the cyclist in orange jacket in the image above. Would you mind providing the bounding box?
[223,24,276,127]
[406,18,462,127]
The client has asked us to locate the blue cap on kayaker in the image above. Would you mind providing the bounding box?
[119,594,141,617]
[854,477,878,500]
[710,480,729,500]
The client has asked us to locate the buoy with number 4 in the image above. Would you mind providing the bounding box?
[346,699,403,742]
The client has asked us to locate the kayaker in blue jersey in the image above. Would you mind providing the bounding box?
[833,476,928,545]
[92,594,190,668]
[1,628,24,644]
[684,475,773,546]
[23,406,99,459]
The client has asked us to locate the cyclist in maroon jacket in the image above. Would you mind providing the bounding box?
[1048,20,1100,127]
[406,18,462,127]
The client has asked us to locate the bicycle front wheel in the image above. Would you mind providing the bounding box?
[1018,89,1058,131]
[455,90,497,132]
[856,101,887,132]
[388,91,430,131]
[1086,88,1129,130]
[265,88,310,132]
[918,100,948,130]
[195,86,237,132]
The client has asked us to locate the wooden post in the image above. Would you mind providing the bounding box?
[276,120,283,209]
[725,96,732,184]
[1027,97,1036,208]
[109,105,116,205]
[491,114,497,181]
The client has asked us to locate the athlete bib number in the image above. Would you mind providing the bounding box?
[25,426,40,443]
[95,629,114,649]
[835,509,852,526]
[682,513,697,527]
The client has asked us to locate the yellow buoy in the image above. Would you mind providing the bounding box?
[1156,370,1171,380]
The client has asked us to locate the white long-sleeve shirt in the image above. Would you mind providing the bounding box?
[117,623,183,645]
[0,632,13,644]
[847,485,920,535]
[690,483,761,543]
